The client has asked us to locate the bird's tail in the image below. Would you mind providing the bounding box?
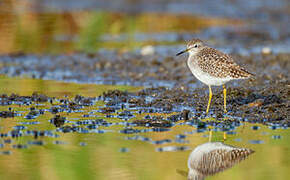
[236,67,255,79]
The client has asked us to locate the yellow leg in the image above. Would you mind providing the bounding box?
[206,85,212,114]
[223,85,227,113]
[209,129,212,142]
[223,132,227,142]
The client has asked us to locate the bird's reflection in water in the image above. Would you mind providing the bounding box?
[183,142,254,180]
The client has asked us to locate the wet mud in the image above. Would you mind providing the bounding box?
[0,78,288,141]
[0,51,289,128]
[0,83,288,153]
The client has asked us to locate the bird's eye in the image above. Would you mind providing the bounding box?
[194,44,198,48]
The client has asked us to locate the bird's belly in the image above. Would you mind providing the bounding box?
[188,62,231,86]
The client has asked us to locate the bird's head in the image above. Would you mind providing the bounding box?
[176,39,205,56]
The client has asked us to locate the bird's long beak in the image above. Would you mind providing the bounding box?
[176,48,189,56]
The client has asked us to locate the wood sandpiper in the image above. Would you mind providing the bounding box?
[176,39,254,114]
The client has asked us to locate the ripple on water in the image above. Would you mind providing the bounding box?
[251,126,260,130]
[13,126,26,130]
[79,142,87,146]
[19,121,40,125]
[119,147,130,153]
[248,140,264,144]
[28,140,45,146]
[12,144,28,149]
[235,138,242,142]
[0,151,12,155]
[156,146,190,152]
[53,141,67,145]
[272,135,282,139]
[151,139,172,145]
[125,135,150,142]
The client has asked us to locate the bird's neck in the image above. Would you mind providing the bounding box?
[188,51,199,57]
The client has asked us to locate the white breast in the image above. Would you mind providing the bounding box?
[187,55,232,86]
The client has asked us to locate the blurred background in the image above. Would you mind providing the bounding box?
[0,0,289,54]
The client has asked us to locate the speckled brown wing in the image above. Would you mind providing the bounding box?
[196,48,253,79]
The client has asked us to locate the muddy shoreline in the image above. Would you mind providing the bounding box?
[0,51,289,127]
[0,79,289,129]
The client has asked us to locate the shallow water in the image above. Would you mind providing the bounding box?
[0,77,289,180]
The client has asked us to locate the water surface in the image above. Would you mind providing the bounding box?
[0,77,289,180]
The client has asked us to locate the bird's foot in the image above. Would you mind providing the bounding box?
[223,109,227,114]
